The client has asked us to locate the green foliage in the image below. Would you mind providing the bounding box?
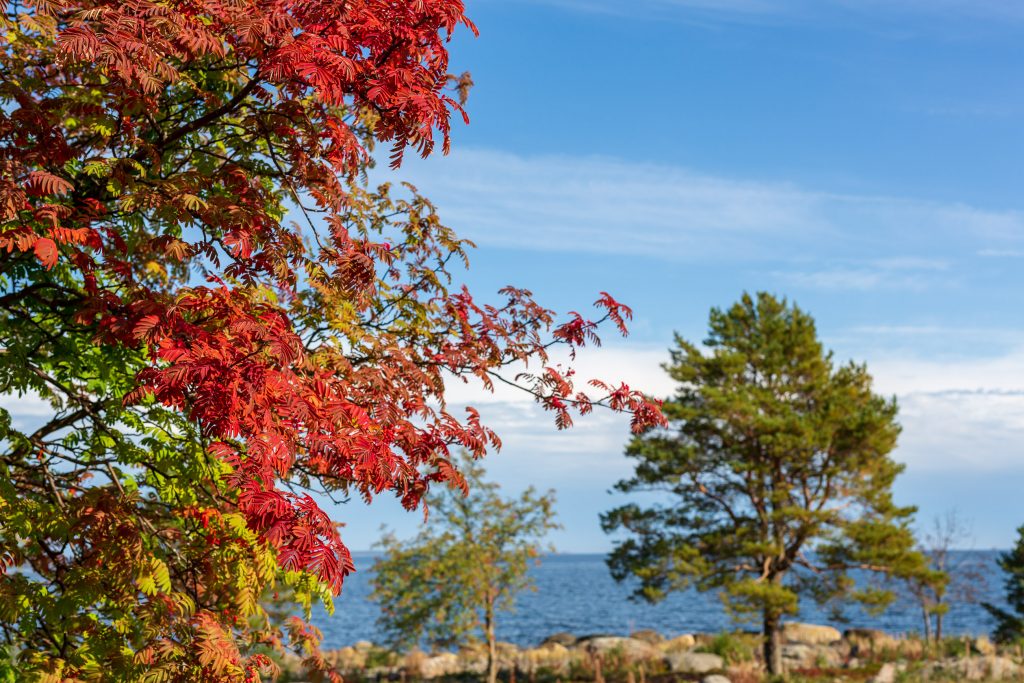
[938,636,970,659]
[697,632,755,664]
[983,525,1024,644]
[371,454,559,653]
[0,647,15,683]
[602,292,929,673]
[364,647,398,669]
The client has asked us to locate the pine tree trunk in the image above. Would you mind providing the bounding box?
[922,605,933,643]
[486,598,498,683]
[763,611,783,676]
[936,607,944,642]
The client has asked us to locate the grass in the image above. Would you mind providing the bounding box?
[695,631,757,665]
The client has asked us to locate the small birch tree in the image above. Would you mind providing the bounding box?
[905,511,987,642]
[371,455,559,683]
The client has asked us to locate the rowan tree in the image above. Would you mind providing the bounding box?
[371,454,558,683]
[601,292,927,676]
[0,1,663,679]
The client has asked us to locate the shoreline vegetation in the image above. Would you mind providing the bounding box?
[278,623,1023,683]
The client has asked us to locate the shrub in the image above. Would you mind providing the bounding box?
[697,632,756,665]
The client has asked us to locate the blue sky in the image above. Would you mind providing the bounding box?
[335,0,1024,553]
[6,0,1023,555]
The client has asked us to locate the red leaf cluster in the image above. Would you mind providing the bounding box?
[1,0,665,606]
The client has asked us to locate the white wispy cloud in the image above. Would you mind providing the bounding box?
[392,148,1024,275]
[773,257,952,291]
[868,348,1024,398]
[978,248,1024,258]
[0,392,56,431]
[338,341,1024,549]
[394,150,826,261]
[436,334,1024,480]
[841,0,1024,22]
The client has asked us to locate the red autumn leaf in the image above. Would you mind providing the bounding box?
[32,237,57,269]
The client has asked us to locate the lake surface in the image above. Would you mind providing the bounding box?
[314,551,1009,649]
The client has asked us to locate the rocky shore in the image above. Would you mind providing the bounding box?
[280,623,1024,682]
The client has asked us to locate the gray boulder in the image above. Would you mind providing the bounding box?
[923,655,1021,681]
[665,651,724,674]
[630,629,665,645]
[781,643,841,669]
[581,636,660,661]
[782,622,842,646]
[702,676,732,683]
[845,628,897,655]
[968,655,1020,681]
[516,643,574,674]
[659,634,697,652]
[419,652,460,679]
[541,632,578,647]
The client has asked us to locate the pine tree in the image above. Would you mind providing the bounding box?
[602,292,928,676]
[983,525,1024,644]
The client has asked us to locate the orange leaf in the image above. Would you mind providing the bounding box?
[32,237,57,269]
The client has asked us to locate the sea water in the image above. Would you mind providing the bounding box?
[313,551,1009,649]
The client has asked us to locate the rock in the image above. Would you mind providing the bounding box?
[455,646,488,675]
[702,676,731,683]
[844,628,897,654]
[630,628,665,645]
[581,636,660,661]
[818,646,842,668]
[782,622,842,646]
[401,649,428,675]
[541,632,578,647]
[497,642,522,670]
[780,643,814,665]
[923,655,1021,681]
[419,652,460,679]
[781,643,841,669]
[353,640,375,652]
[516,643,574,674]
[869,662,897,683]
[659,634,697,653]
[455,642,521,674]
[975,635,997,656]
[986,655,1020,680]
[329,646,364,669]
[279,650,304,676]
[665,651,724,674]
